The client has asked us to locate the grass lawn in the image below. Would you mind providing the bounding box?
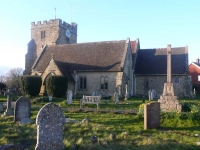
[0,95,200,149]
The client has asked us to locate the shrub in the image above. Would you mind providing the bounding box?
[182,102,191,112]
[137,103,145,118]
[0,82,6,90]
[46,76,68,97]
[20,76,42,97]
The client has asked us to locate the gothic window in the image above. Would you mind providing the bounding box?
[80,77,83,89]
[41,31,46,39]
[84,77,87,89]
[105,77,108,89]
[100,76,108,90]
[80,76,87,89]
[198,75,200,82]
[100,77,104,89]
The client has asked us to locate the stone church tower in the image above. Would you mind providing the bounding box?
[24,19,77,75]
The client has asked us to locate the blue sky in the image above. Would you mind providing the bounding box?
[0,0,199,75]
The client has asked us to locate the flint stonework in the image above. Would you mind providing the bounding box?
[35,102,65,150]
[14,96,31,123]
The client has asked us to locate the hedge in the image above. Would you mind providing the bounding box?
[46,76,68,97]
[20,76,42,97]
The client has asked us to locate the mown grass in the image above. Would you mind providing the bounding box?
[0,95,200,149]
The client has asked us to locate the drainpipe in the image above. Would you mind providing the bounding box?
[134,75,136,95]
[74,71,77,99]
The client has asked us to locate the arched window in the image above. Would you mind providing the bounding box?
[100,77,104,89]
[80,77,83,89]
[105,77,108,89]
[79,76,87,90]
[84,77,87,89]
[100,76,108,90]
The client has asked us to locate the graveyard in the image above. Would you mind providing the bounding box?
[0,94,200,150]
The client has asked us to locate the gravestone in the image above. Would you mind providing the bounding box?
[14,96,31,123]
[158,45,182,112]
[114,92,119,105]
[144,102,160,130]
[148,90,153,100]
[48,95,52,101]
[0,103,3,112]
[35,102,65,150]
[3,88,13,116]
[67,90,73,105]
[92,91,95,96]
[124,84,128,100]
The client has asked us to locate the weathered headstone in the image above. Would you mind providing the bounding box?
[144,102,160,130]
[114,92,119,105]
[92,91,95,96]
[35,102,65,150]
[158,45,182,112]
[3,88,13,116]
[0,103,3,112]
[48,95,52,101]
[148,90,153,101]
[124,84,128,100]
[14,96,31,123]
[67,90,73,105]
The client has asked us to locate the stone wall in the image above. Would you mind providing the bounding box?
[135,75,189,97]
[75,72,119,97]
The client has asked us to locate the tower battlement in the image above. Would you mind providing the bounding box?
[31,19,77,31]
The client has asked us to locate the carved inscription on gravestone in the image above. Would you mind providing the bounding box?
[144,102,160,130]
[35,103,65,150]
[14,96,31,122]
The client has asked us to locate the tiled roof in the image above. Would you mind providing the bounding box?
[54,61,75,83]
[33,40,127,72]
[134,47,188,75]
[193,62,200,68]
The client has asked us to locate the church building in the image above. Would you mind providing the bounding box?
[24,19,189,98]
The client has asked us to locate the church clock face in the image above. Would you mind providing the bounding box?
[66,29,71,38]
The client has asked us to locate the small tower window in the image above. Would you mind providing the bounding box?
[41,31,46,39]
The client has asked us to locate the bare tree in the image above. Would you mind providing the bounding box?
[5,68,24,92]
[0,75,6,83]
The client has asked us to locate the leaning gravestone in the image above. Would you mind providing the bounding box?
[14,96,31,123]
[144,102,160,130]
[35,103,65,150]
[67,90,73,105]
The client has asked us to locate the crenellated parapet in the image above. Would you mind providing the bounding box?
[31,19,77,33]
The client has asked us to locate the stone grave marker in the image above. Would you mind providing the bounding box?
[14,96,31,123]
[114,91,119,105]
[0,103,3,112]
[144,102,160,130]
[124,84,128,100]
[3,88,13,116]
[35,102,65,150]
[158,45,182,112]
[67,90,73,105]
